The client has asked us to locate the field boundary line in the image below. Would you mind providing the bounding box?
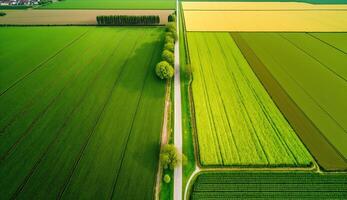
[108,30,161,200]
[280,33,347,82]
[56,30,139,199]
[0,29,90,96]
[184,167,200,200]
[10,30,128,199]
[307,33,347,54]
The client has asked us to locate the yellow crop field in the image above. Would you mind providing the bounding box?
[182,2,347,10]
[182,2,347,32]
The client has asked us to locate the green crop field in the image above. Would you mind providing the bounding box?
[187,32,312,167]
[190,172,347,199]
[0,26,166,199]
[40,0,175,10]
[232,32,347,170]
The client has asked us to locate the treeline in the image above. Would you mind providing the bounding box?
[0,5,30,9]
[155,12,177,80]
[96,15,160,26]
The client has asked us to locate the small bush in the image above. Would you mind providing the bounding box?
[168,13,176,22]
[171,29,178,41]
[155,61,174,80]
[164,42,174,52]
[163,174,171,183]
[166,22,176,32]
[165,36,174,44]
[165,32,174,39]
[0,12,6,17]
[162,50,174,65]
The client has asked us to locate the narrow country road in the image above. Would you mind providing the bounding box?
[174,1,183,200]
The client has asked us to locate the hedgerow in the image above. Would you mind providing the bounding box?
[96,15,160,26]
[154,12,177,80]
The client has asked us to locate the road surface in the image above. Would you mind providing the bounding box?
[174,1,182,200]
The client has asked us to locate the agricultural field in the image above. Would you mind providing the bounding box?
[187,32,313,167]
[40,0,175,10]
[0,26,166,199]
[232,32,347,171]
[182,2,347,32]
[190,172,347,199]
[0,10,172,25]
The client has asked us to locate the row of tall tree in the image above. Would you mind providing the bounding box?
[155,20,177,80]
[96,15,160,26]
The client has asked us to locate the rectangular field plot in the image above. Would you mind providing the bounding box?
[0,10,172,25]
[232,32,347,170]
[0,27,166,199]
[190,172,347,200]
[40,0,175,10]
[182,2,347,32]
[187,32,313,167]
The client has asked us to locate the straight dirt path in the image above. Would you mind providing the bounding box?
[174,1,182,200]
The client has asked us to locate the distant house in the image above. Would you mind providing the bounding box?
[0,0,40,5]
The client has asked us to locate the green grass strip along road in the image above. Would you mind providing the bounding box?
[190,172,347,199]
[0,26,166,199]
[187,32,313,167]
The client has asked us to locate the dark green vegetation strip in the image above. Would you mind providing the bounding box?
[0,5,31,9]
[190,172,347,199]
[39,0,175,10]
[0,27,166,199]
[182,0,347,4]
[232,32,347,171]
[187,32,312,167]
[179,4,196,187]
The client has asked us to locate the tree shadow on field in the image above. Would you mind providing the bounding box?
[116,29,166,100]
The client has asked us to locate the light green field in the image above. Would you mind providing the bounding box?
[40,0,175,10]
[0,26,166,199]
[236,32,347,170]
[187,32,312,167]
[190,172,347,199]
